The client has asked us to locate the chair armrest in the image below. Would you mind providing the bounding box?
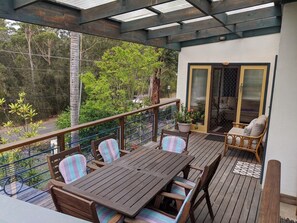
[159,191,186,201]
[110,213,123,223]
[232,122,248,128]
[172,180,194,190]
[189,164,203,172]
[87,162,100,171]
[120,149,130,155]
[124,218,149,223]
[92,160,106,167]
[48,179,66,189]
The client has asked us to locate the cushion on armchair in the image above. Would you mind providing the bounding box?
[243,118,258,136]
[250,115,266,137]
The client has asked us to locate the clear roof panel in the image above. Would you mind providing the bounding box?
[51,0,116,10]
[111,9,156,22]
[182,16,212,24]
[148,23,180,30]
[226,3,275,15]
[152,0,192,13]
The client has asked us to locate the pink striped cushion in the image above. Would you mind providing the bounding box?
[161,136,186,154]
[59,154,87,184]
[98,139,120,164]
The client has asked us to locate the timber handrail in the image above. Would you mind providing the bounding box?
[0,98,180,153]
[258,160,281,223]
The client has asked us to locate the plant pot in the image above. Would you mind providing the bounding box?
[177,122,191,133]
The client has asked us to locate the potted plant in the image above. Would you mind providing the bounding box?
[175,105,192,132]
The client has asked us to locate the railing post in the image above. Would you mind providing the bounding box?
[152,107,159,142]
[57,134,65,151]
[175,101,180,130]
[119,117,125,150]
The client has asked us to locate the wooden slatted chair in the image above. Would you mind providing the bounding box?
[169,154,222,222]
[50,186,123,223]
[91,134,129,166]
[156,129,190,154]
[47,145,98,185]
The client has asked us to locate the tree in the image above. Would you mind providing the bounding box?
[69,32,80,145]
[0,92,43,186]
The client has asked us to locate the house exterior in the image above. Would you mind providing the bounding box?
[177,2,297,198]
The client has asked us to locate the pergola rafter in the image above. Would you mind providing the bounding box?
[2,0,291,50]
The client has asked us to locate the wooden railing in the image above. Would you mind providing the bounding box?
[0,98,180,153]
[258,160,281,223]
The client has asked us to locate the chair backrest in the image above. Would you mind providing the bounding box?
[175,190,193,223]
[159,129,190,153]
[91,134,117,161]
[191,154,222,208]
[47,146,82,182]
[99,138,120,164]
[50,186,100,223]
[59,154,87,184]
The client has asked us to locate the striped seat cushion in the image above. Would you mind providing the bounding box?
[59,154,87,184]
[98,139,120,164]
[96,205,124,223]
[171,176,196,196]
[135,208,175,223]
[161,136,186,154]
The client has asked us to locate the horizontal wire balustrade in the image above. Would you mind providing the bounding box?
[0,99,179,203]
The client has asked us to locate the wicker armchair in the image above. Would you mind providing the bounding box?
[224,115,268,163]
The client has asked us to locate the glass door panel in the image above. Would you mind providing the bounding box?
[237,66,267,123]
[187,65,211,132]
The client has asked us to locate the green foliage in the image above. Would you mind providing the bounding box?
[81,42,163,114]
[175,104,192,124]
[0,92,43,186]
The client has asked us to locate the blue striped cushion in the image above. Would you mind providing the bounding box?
[59,154,87,184]
[98,139,120,164]
[135,208,175,223]
[96,205,123,223]
[171,176,196,196]
[175,190,193,222]
[162,136,186,154]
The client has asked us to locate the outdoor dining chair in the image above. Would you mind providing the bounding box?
[50,186,124,223]
[47,145,98,186]
[156,129,190,154]
[170,154,222,222]
[91,134,130,166]
[124,187,193,223]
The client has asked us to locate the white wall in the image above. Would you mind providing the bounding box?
[265,2,297,197]
[177,34,280,115]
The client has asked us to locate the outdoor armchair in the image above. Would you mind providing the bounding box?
[224,115,268,163]
[156,129,190,154]
[50,186,124,223]
[91,134,130,166]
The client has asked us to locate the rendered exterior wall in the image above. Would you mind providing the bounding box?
[265,2,297,197]
[177,34,280,115]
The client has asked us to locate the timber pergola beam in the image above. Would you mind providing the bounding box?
[14,0,39,10]
[147,6,281,39]
[121,7,204,33]
[80,0,173,24]
[168,17,281,43]
[0,0,180,50]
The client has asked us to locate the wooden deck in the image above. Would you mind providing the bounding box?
[22,132,262,222]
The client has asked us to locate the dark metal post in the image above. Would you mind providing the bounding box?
[152,107,159,142]
[119,117,125,150]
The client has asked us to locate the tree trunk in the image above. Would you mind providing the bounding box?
[70,32,80,146]
[25,25,35,90]
[150,75,160,105]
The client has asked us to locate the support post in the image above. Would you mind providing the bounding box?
[175,101,180,130]
[119,117,125,150]
[152,107,159,142]
[57,134,65,151]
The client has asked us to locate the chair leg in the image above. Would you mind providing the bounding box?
[189,210,196,223]
[204,189,214,220]
[224,144,228,156]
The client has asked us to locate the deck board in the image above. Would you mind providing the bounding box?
[4,132,262,222]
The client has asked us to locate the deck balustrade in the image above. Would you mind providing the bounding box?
[0,99,179,202]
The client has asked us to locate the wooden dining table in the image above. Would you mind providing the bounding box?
[63,148,194,218]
